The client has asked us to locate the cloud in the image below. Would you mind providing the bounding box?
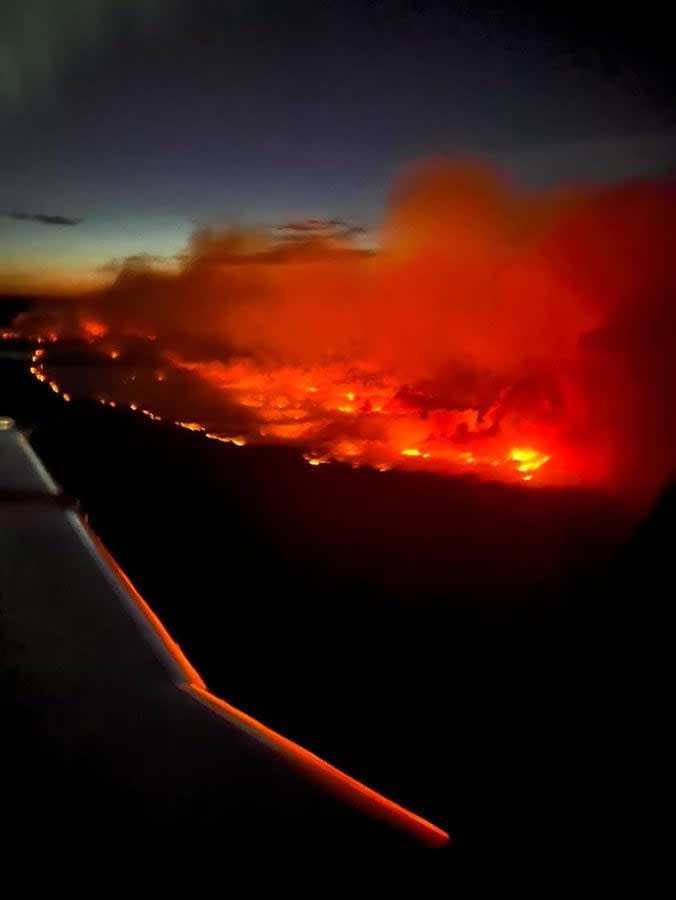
[96,253,171,273]
[276,218,366,238]
[183,223,371,267]
[7,210,82,226]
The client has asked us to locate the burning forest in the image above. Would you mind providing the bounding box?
[12,160,676,508]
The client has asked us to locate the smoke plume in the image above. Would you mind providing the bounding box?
[15,159,676,504]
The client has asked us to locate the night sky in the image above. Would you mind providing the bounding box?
[1,0,673,292]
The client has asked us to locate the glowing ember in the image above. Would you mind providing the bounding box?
[82,319,107,339]
[206,433,247,446]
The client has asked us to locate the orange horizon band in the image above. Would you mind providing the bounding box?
[86,524,450,849]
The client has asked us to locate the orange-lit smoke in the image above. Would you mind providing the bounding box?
[15,160,676,503]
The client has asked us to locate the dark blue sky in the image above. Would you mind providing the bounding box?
[1,0,673,289]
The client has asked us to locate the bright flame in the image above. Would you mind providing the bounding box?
[156,354,558,485]
[82,319,107,339]
[508,447,551,473]
[30,345,559,486]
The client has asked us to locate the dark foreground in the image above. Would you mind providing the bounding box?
[1,346,671,890]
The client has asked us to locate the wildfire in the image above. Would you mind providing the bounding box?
[154,354,560,484]
[14,158,675,502]
[26,341,561,486]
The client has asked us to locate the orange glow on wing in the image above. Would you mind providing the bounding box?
[85,527,206,690]
[190,684,450,849]
[82,522,449,849]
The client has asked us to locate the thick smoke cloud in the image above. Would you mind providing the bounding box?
[16,159,676,503]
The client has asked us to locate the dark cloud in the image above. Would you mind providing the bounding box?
[276,218,367,240]
[7,210,83,226]
[122,253,166,265]
[278,219,340,233]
